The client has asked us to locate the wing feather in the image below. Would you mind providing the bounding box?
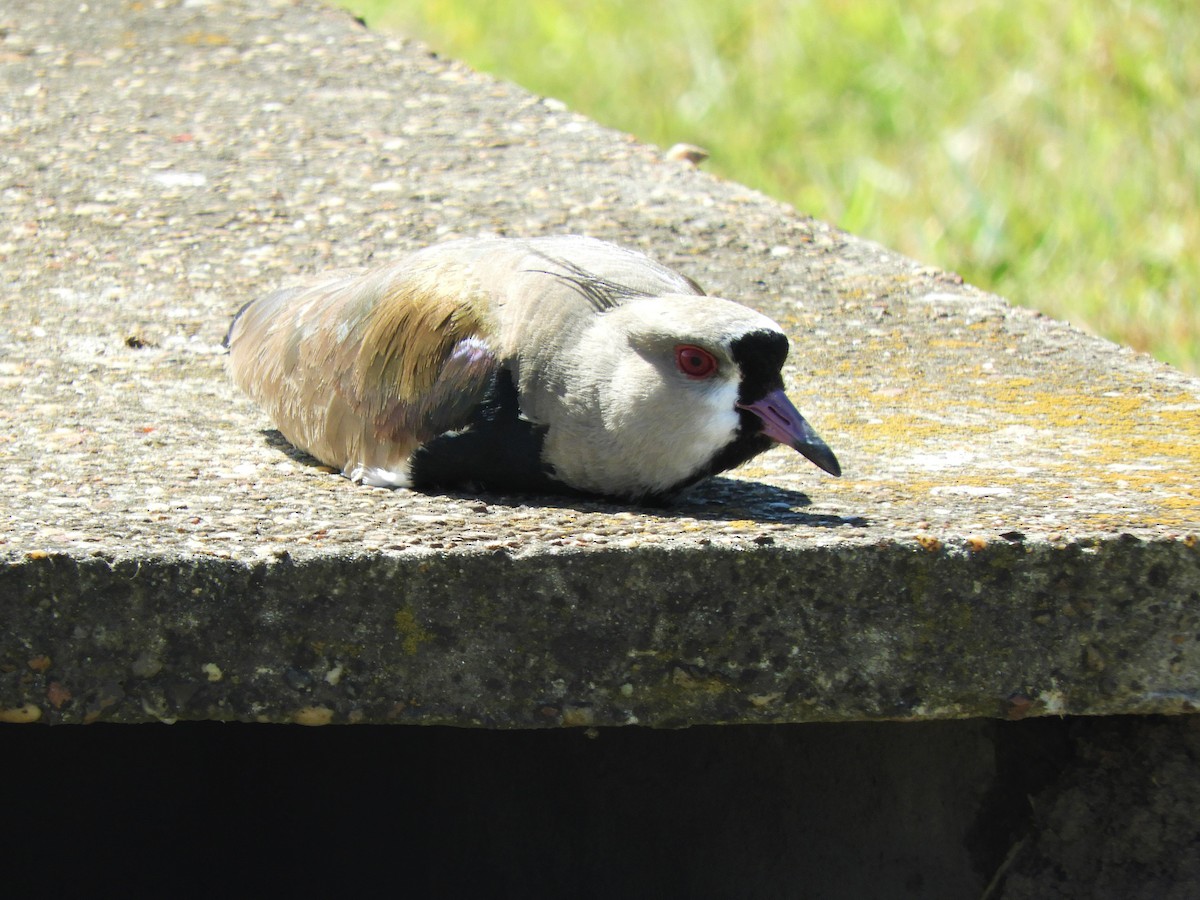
[227,257,496,482]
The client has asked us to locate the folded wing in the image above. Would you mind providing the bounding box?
[226,258,497,484]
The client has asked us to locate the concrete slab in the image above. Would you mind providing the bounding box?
[1,0,1198,726]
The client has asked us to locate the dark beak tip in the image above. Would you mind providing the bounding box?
[798,443,841,478]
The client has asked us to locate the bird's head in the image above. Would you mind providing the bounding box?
[542,294,840,499]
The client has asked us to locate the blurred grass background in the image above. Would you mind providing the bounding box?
[340,0,1199,374]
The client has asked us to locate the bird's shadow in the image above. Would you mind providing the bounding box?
[657,476,868,527]
[259,429,868,528]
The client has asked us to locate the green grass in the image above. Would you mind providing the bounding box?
[341,0,1200,374]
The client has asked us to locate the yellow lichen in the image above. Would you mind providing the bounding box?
[393,608,433,655]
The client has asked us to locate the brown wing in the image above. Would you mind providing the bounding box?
[226,256,496,483]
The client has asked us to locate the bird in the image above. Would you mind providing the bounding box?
[225,235,840,503]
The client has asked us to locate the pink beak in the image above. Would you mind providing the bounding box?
[738,388,841,476]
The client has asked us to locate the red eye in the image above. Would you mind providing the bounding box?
[675,344,718,379]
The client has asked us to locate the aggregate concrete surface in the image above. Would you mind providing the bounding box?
[2,0,1198,727]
